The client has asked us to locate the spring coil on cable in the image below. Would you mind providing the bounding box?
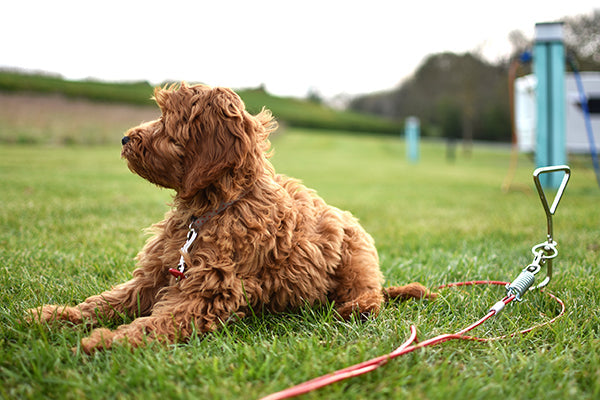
[506,269,536,300]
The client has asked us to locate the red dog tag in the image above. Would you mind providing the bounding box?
[168,268,186,280]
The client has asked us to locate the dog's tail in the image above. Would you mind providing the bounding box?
[383,282,437,302]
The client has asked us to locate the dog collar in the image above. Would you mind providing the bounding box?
[168,196,243,281]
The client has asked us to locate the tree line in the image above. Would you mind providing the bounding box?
[348,10,599,143]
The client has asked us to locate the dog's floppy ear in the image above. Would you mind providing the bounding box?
[179,86,267,199]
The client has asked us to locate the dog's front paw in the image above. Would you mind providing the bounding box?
[78,326,148,354]
[78,328,116,354]
[26,305,80,324]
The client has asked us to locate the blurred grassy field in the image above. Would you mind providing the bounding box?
[0,72,402,135]
[0,92,159,145]
[1,122,599,398]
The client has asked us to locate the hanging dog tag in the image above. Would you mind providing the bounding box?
[168,268,186,280]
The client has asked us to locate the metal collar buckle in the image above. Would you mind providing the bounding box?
[168,224,198,281]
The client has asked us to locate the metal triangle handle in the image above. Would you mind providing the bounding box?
[533,165,571,217]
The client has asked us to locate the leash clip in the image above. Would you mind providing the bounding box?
[506,166,570,300]
[506,247,546,301]
[530,165,570,290]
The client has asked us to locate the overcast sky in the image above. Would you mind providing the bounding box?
[3,1,598,98]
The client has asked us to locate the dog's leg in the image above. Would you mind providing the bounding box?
[28,231,171,325]
[331,225,386,319]
[28,271,169,325]
[78,277,245,353]
[334,278,434,320]
[78,301,227,354]
[79,311,187,353]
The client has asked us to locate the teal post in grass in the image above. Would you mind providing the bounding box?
[534,22,566,188]
[405,116,420,163]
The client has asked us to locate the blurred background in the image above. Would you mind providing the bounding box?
[1,1,598,148]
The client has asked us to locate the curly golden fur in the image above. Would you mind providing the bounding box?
[28,83,434,353]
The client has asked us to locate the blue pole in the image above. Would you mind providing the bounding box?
[405,116,420,163]
[568,58,600,188]
[534,22,567,188]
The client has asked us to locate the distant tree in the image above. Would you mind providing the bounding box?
[564,9,600,70]
[349,52,510,142]
[508,29,530,56]
[507,10,600,71]
[436,97,462,139]
[349,90,396,118]
[436,97,462,161]
[306,87,323,104]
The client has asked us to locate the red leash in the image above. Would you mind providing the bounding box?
[260,280,565,400]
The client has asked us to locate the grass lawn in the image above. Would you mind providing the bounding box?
[1,130,599,399]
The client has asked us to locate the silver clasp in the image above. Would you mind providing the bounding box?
[506,166,570,300]
[181,225,198,254]
[530,165,570,290]
[178,225,198,272]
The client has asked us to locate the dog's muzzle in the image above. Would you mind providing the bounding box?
[121,136,131,146]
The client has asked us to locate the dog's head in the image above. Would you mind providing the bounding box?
[121,83,275,199]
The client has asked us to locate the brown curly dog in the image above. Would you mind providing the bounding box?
[28,83,434,353]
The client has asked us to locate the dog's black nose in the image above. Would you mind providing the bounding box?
[121,136,131,146]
